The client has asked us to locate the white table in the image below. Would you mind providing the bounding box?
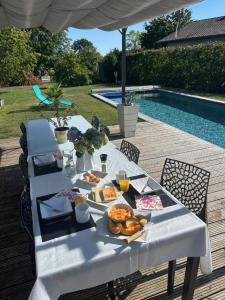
[26,115,92,157]
[27,117,212,300]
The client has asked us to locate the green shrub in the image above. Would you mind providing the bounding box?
[0,27,37,86]
[54,53,91,86]
[126,43,225,92]
[99,49,120,83]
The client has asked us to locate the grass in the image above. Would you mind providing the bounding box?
[1,83,225,139]
[0,84,118,139]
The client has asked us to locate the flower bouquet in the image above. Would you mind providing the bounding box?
[67,127,109,171]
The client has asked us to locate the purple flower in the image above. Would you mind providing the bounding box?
[67,127,82,142]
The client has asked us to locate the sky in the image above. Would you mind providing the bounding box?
[68,0,225,55]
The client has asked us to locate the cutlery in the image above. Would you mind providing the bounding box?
[124,230,145,244]
[38,200,62,213]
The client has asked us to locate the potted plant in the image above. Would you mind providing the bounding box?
[67,127,108,172]
[46,84,76,144]
[117,91,138,138]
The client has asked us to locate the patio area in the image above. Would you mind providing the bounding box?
[1,118,225,300]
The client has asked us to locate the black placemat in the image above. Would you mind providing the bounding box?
[32,157,62,176]
[112,176,177,209]
[37,194,95,242]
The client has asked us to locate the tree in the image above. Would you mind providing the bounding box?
[126,30,141,51]
[72,38,102,81]
[0,27,37,86]
[28,27,71,76]
[99,49,120,83]
[140,9,192,49]
[54,52,91,86]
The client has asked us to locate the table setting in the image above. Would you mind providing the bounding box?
[25,116,212,300]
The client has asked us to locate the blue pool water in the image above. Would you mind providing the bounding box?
[99,90,225,149]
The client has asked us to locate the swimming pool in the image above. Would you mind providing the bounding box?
[98,90,225,149]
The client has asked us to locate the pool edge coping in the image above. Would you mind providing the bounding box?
[92,86,225,106]
[91,92,159,124]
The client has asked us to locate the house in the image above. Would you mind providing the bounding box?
[158,16,225,47]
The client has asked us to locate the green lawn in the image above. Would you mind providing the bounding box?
[1,84,225,139]
[0,84,118,139]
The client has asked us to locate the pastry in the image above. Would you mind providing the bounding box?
[108,204,133,221]
[135,214,148,226]
[108,219,122,234]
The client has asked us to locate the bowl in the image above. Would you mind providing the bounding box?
[107,203,134,223]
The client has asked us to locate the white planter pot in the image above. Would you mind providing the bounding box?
[117,104,138,138]
[54,127,69,144]
[76,151,95,172]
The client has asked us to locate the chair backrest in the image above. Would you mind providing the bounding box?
[91,115,100,130]
[19,134,28,157]
[20,122,26,135]
[32,85,47,102]
[160,158,210,223]
[19,153,29,188]
[20,190,33,241]
[120,139,140,164]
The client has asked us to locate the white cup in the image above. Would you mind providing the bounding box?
[75,204,90,223]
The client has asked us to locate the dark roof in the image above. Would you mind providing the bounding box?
[158,16,225,43]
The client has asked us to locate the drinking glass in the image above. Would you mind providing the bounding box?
[119,178,130,192]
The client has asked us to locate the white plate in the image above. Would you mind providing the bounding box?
[96,210,151,243]
[130,177,154,195]
[40,196,73,220]
[77,170,108,187]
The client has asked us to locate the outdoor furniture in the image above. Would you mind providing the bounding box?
[32,85,73,106]
[20,190,36,275]
[20,122,26,135]
[26,116,211,300]
[160,158,210,294]
[25,116,211,300]
[19,153,30,190]
[120,139,140,164]
[91,115,110,137]
[19,134,28,157]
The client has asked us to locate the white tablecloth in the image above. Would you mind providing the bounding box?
[26,115,92,157]
[27,118,212,300]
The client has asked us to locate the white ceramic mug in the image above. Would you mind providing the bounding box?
[75,204,90,223]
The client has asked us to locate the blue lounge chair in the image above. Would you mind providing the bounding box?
[33,85,73,106]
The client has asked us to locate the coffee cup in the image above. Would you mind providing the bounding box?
[75,203,90,223]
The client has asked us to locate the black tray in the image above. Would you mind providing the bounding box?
[33,157,62,176]
[112,175,177,209]
[37,194,95,242]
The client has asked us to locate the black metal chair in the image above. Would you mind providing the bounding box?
[91,115,100,130]
[20,122,26,135]
[91,115,110,137]
[20,190,36,276]
[19,134,28,157]
[160,158,210,294]
[120,139,140,164]
[19,153,30,190]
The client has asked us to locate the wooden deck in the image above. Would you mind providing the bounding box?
[1,119,225,300]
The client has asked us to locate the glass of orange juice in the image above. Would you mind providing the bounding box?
[119,179,130,192]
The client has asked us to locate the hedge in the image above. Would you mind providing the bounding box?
[126,43,225,92]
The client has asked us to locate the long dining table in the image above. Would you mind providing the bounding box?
[26,115,212,300]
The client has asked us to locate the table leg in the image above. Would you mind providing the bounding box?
[167,260,176,294]
[107,281,115,300]
[182,257,200,300]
